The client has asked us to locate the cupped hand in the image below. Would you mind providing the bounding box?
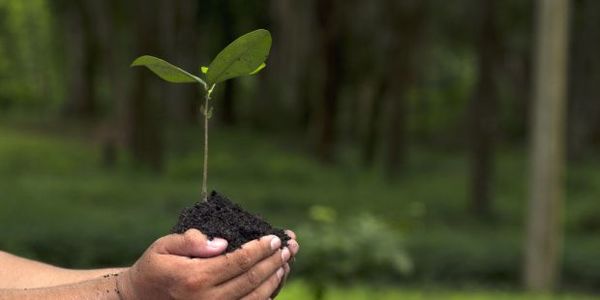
[118,229,292,300]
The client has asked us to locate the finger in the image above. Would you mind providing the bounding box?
[271,263,290,299]
[156,229,228,258]
[240,268,284,300]
[284,229,296,240]
[206,235,282,284]
[217,247,291,299]
[284,263,291,278]
[287,239,299,257]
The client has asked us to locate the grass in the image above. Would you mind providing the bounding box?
[277,280,596,300]
[0,120,599,295]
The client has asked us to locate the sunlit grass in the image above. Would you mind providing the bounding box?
[277,280,596,300]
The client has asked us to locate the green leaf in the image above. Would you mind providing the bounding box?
[206,29,271,85]
[249,63,266,75]
[200,66,209,74]
[131,55,203,84]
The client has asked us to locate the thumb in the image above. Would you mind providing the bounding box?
[158,229,228,258]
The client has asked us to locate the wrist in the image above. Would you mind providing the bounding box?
[115,270,135,300]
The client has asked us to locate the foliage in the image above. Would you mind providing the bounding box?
[205,29,270,85]
[0,0,598,296]
[131,28,270,89]
[0,0,61,111]
[130,56,202,84]
[277,280,597,300]
[294,206,411,299]
[1,123,600,291]
[131,28,272,198]
[405,229,522,284]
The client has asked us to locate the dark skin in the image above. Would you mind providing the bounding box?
[0,229,299,300]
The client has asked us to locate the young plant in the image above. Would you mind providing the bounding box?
[131,29,271,201]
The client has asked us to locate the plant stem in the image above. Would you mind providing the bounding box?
[201,84,215,201]
[202,92,209,201]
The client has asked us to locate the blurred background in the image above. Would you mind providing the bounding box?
[0,0,598,299]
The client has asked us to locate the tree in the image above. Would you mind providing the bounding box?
[384,0,425,178]
[124,0,167,171]
[218,2,237,126]
[314,0,342,163]
[159,0,201,125]
[259,0,313,130]
[567,0,600,160]
[468,0,501,217]
[362,79,386,166]
[524,0,570,291]
[59,1,99,119]
[346,0,390,167]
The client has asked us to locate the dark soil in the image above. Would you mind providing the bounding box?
[171,191,290,253]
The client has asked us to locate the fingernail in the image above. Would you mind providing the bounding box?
[285,230,295,239]
[276,267,285,280]
[207,238,227,249]
[281,247,291,262]
[270,236,281,251]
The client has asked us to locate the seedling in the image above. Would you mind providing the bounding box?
[131,29,271,201]
[130,29,288,254]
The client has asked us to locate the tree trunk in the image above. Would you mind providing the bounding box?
[83,0,125,166]
[314,0,342,163]
[221,80,236,126]
[362,80,385,166]
[468,0,500,218]
[158,0,200,125]
[384,0,424,179]
[524,0,570,292]
[176,0,201,124]
[385,89,408,178]
[125,0,165,171]
[217,2,237,127]
[257,0,313,130]
[567,0,600,160]
[62,2,97,119]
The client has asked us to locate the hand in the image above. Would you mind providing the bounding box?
[118,229,291,300]
[271,230,300,299]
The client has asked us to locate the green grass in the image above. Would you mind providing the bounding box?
[0,120,599,294]
[277,280,595,300]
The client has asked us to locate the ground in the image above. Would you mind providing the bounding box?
[0,119,599,296]
[278,281,596,300]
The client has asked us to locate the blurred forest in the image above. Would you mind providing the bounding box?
[0,0,599,298]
